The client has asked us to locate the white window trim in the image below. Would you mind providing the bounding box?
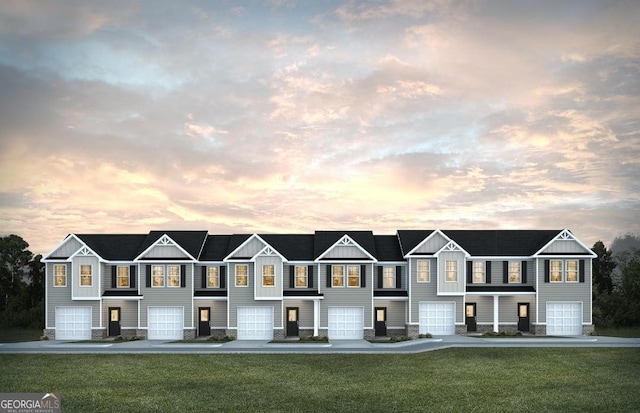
[417,260,430,283]
[236,264,249,287]
[53,264,67,287]
[508,262,521,284]
[445,260,457,282]
[151,265,165,288]
[565,260,579,283]
[347,265,360,288]
[294,266,307,288]
[117,266,130,288]
[166,265,181,288]
[207,267,220,288]
[79,264,93,287]
[262,264,275,288]
[332,265,345,288]
[550,260,563,283]
[383,267,395,288]
[473,261,486,284]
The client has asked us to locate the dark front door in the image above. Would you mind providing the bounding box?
[198,307,211,337]
[465,303,477,332]
[286,307,299,337]
[108,307,121,337]
[518,303,530,332]
[375,307,387,337]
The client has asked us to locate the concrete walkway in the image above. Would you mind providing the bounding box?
[1,335,639,354]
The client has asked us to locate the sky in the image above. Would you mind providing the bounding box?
[1,0,639,255]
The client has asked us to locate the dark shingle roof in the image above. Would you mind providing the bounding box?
[76,234,147,260]
[313,231,377,259]
[136,230,208,259]
[260,234,315,261]
[396,230,435,256]
[442,230,560,256]
[225,234,252,258]
[374,235,404,261]
[199,235,232,261]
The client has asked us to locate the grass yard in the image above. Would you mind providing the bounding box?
[0,327,41,343]
[1,349,639,412]
[595,326,640,337]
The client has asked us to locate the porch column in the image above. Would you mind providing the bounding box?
[313,299,320,336]
[493,295,499,333]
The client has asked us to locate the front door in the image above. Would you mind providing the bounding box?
[108,307,121,337]
[286,307,299,337]
[198,307,211,337]
[518,303,530,332]
[375,307,387,337]
[465,303,477,332]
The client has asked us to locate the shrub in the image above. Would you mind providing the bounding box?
[418,333,432,339]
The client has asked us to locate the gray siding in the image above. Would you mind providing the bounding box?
[414,232,447,253]
[319,264,372,328]
[323,245,369,259]
[102,300,137,328]
[50,237,81,257]
[540,239,586,254]
[230,237,265,258]
[537,258,592,323]
[140,245,188,259]
[46,262,101,328]
[283,264,316,289]
[465,295,494,324]
[228,262,255,327]
[194,264,226,290]
[464,295,535,324]
[373,300,406,328]
[254,255,283,299]
[193,301,227,328]
[283,300,314,328]
[437,251,465,294]
[468,260,535,287]
[373,265,407,290]
[139,264,194,327]
[409,258,436,323]
[72,255,100,299]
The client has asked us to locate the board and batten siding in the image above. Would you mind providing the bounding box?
[283,300,314,329]
[192,301,227,328]
[102,300,137,328]
[46,262,100,328]
[373,300,406,328]
[227,262,283,328]
[49,237,81,258]
[254,255,283,299]
[318,264,372,328]
[540,239,587,254]
[72,255,100,299]
[230,237,265,258]
[437,251,465,294]
[139,245,188,259]
[322,245,369,259]
[139,263,193,327]
[536,258,592,323]
[414,232,447,253]
[409,257,464,323]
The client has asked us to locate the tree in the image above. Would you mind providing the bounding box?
[27,254,45,309]
[616,248,640,326]
[592,241,616,295]
[0,235,33,311]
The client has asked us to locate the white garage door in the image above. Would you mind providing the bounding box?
[547,302,582,336]
[328,307,364,339]
[55,307,92,340]
[148,307,184,340]
[419,302,455,335]
[237,307,273,340]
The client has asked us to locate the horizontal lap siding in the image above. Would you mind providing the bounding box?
[319,265,372,328]
[498,296,534,323]
[474,260,534,287]
[374,300,406,328]
[102,300,137,328]
[46,262,101,328]
[284,300,314,328]
[227,262,255,328]
[465,295,494,323]
[409,258,437,323]
[537,258,592,323]
[193,301,227,328]
[284,264,316,289]
[139,264,193,327]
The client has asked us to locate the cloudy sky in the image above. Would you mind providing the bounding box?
[1,0,639,255]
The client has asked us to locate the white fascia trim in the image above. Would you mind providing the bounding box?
[377,261,408,265]
[434,240,470,257]
[134,234,196,261]
[283,296,324,300]
[254,297,284,301]
[533,229,597,258]
[102,296,144,300]
[315,234,377,261]
[43,234,77,261]
[223,234,264,261]
[251,242,288,262]
[315,259,376,263]
[373,296,408,301]
[67,236,105,262]
[71,297,101,301]
[533,255,595,259]
[193,297,228,301]
[134,260,195,263]
[471,256,533,260]
[436,292,465,296]
[403,230,445,257]
[466,291,536,296]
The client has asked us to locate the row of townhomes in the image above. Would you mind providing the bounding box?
[43,229,596,340]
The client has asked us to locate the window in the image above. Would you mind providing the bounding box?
[54,265,66,287]
[236,265,248,287]
[167,265,180,287]
[207,267,219,288]
[550,260,563,282]
[508,262,521,283]
[332,266,344,287]
[152,265,165,287]
[295,266,307,288]
[383,267,395,288]
[347,265,360,287]
[566,260,578,282]
[417,260,429,282]
[473,262,485,283]
[263,264,275,287]
[445,261,457,282]
[80,265,92,286]
[117,266,129,288]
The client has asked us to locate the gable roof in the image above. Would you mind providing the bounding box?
[259,234,315,261]
[199,235,232,261]
[75,234,147,261]
[374,235,404,262]
[313,231,377,260]
[442,230,559,256]
[135,230,208,260]
[396,230,436,256]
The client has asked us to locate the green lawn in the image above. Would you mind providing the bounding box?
[1,349,639,412]
[0,327,42,343]
[595,326,640,337]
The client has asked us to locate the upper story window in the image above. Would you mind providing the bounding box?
[236,265,248,287]
[167,265,181,287]
[263,264,275,287]
[508,262,521,283]
[383,267,395,288]
[152,265,165,287]
[295,266,307,288]
[566,260,578,282]
[417,260,429,282]
[347,265,360,287]
[445,261,457,282]
[473,262,485,283]
[207,267,219,288]
[550,260,563,282]
[54,264,66,287]
[80,265,92,286]
[117,266,130,288]
[332,266,344,287]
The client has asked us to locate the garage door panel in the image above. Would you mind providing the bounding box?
[547,302,582,336]
[55,307,92,340]
[419,302,455,335]
[237,307,273,340]
[148,307,184,340]
[328,307,364,339]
